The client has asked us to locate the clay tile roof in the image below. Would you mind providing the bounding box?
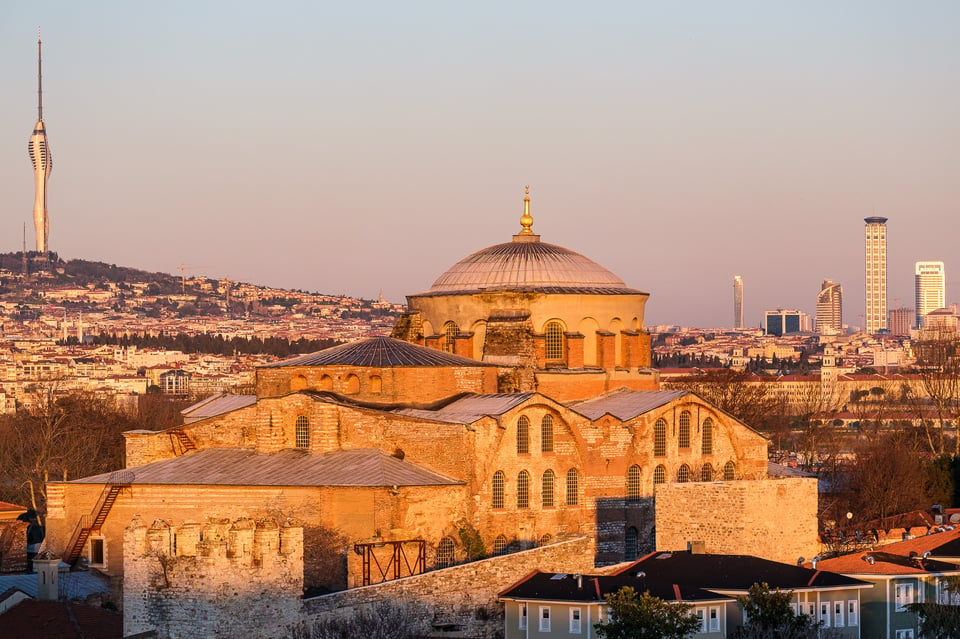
[69,448,462,488]
[566,388,687,421]
[817,529,960,574]
[499,570,729,604]
[0,600,122,639]
[260,336,494,368]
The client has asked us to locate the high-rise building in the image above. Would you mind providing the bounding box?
[888,307,914,337]
[764,308,810,336]
[915,261,946,328]
[815,279,842,334]
[864,217,888,333]
[28,30,52,255]
[733,275,743,329]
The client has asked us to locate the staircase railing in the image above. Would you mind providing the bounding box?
[63,470,134,565]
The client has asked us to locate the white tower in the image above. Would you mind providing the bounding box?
[733,275,743,329]
[915,261,946,328]
[28,30,53,255]
[864,217,887,333]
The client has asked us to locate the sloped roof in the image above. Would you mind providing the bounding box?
[566,388,686,421]
[180,393,257,422]
[0,599,122,639]
[499,570,729,604]
[260,336,493,368]
[70,448,462,487]
[817,528,960,574]
[393,393,535,424]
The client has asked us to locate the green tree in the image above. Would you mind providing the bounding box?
[735,583,820,639]
[595,586,700,639]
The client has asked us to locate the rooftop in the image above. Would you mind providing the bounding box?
[261,336,493,368]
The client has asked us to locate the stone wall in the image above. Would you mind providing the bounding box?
[654,477,819,564]
[0,520,28,573]
[123,516,303,639]
[302,535,596,639]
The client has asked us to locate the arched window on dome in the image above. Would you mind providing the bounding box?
[319,375,333,391]
[443,321,459,353]
[544,321,566,363]
[290,375,307,392]
[344,374,360,394]
[369,375,382,393]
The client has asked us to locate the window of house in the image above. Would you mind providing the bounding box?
[436,537,455,568]
[702,418,713,454]
[724,461,736,480]
[709,607,720,632]
[625,527,638,561]
[626,465,642,502]
[653,465,666,485]
[789,603,798,616]
[541,415,554,453]
[833,601,844,627]
[847,600,859,626]
[539,606,551,632]
[678,411,691,448]
[940,580,960,605]
[519,603,527,630]
[88,537,105,566]
[517,416,530,454]
[896,631,915,639]
[820,602,830,627]
[443,321,459,353]
[517,471,530,509]
[542,470,555,508]
[895,582,915,611]
[569,608,582,634]
[493,535,508,556]
[566,468,579,506]
[654,418,667,456]
[701,463,713,482]
[492,471,505,509]
[677,464,691,483]
[295,415,309,449]
[696,608,707,633]
[545,322,565,362]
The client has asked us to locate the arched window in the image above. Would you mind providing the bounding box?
[541,415,554,453]
[677,464,691,483]
[626,465,642,502]
[724,461,736,481]
[369,375,382,393]
[566,468,579,506]
[443,321,459,353]
[295,415,309,449]
[516,416,530,454]
[540,534,552,547]
[701,463,714,482]
[654,418,667,457]
[290,374,307,392]
[319,374,333,391]
[702,418,714,455]
[678,411,691,449]
[545,321,565,362]
[492,471,505,509]
[436,537,455,568]
[653,465,666,485]
[517,471,530,509]
[344,374,360,394]
[542,470,555,508]
[493,535,508,556]
[625,526,639,561]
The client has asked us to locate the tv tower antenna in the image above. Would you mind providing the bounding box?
[29,27,53,255]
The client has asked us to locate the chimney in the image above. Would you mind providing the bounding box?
[687,541,706,554]
[34,552,60,601]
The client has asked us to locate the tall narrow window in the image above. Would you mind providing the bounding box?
[678,411,691,449]
[517,416,530,454]
[625,526,639,561]
[724,461,736,481]
[436,537,455,568]
[653,465,666,485]
[701,463,713,482]
[517,471,530,509]
[654,418,667,456]
[702,418,714,455]
[541,415,554,453]
[566,468,579,506]
[295,415,309,449]
[542,470,555,508]
[677,464,691,483]
[493,535,508,556]
[443,321,459,353]
[545,321,565,362]
[626,465,642,502]
[492,471,505,509]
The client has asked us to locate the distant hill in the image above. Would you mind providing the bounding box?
[0,252,182,290]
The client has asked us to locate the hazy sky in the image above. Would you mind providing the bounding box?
[1,1,957,328]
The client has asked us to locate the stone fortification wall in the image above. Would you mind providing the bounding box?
[303,535,595,639]
[123,517,303,639]
[655,477,819,564]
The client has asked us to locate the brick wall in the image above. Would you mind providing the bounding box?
[0,520,28,573]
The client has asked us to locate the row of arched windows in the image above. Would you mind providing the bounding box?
[517,414,555,454]
[645,461,736,485]
[435,533,557,566]
[492,469,579,509]
[653,413,714,457]
[291,373,383,394]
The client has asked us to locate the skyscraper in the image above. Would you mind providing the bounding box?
[764,308,810,336]
[28,30,52,255]
[733,275,743,329]
[864,217,888,333]
[815,279,842,334]
[888,307,914,337]
[915,261,946,328]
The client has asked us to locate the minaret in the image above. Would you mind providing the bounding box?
[29,29,53,255]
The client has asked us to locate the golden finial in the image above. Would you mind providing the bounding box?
[519,185,534,235]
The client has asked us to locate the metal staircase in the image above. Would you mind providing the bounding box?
[63,470,133,565]
[169,428,197,455]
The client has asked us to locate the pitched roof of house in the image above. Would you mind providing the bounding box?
[69,448,462,488]
[260,336,494,368]
[498,570,731,604]
[817,528,960,575]
[566,388,686,421]
[0,599,122,639]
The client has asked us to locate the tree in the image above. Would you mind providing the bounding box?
[595,586,700,639]
[667,369,780,430]
[734,582,821,639]
[909,325,960,455]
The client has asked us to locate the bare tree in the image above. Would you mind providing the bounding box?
[909,325,960,455]
[667,369,781,430]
